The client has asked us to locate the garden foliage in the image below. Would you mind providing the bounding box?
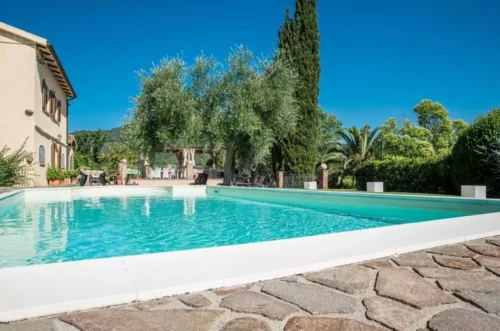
[450,108,500,197]
[0,139,34,187]
[355,155,453,194]
[356,108,500,197]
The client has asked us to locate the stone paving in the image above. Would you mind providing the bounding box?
[4,236,500,331]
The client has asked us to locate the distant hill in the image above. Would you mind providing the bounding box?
[71,127,125,145]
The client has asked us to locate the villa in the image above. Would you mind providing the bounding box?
[0,22,77,186]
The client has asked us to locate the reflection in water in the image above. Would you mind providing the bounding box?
[142,196,150,217]
[183,197,196,216]
[120,196,127,209]
[0,200,70,267]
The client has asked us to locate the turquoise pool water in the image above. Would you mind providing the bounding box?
[0,193,471,268]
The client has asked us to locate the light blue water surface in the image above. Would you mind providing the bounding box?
[0,194,470,268]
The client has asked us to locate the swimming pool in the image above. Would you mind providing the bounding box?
[1,185,500,322]
[0,186,498,268]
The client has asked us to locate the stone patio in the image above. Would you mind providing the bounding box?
[4,236,500,331]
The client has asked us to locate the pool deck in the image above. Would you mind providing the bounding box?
[3,236,500,331]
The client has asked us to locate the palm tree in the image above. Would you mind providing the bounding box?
[317,125,380,186]
[338,125,380,162]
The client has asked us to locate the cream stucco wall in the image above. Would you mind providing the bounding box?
[0,29,72,186]
[0,30,36,155]
[33,51,70,185]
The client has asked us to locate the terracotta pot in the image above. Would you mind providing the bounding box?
[63,178,70,185]
[71,178,78,184]
[48,179,61,187]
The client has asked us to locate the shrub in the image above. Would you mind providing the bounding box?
[63,169,79,179]
[354,154,454,194]
[46,166,64,181]
[61,169,79,179]
[0,139,35,187]
[451,108,500,198]
[341,176,355,189]
[74,151,99,170]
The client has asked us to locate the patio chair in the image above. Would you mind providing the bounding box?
[251,175,266,187]
[234,175,265,187]
[232,176,250,186]
[79,172,88,187]
[217,175,245,186]
[190,173,208,185]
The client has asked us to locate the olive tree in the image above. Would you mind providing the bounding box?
[216,46,298,184]
[129,57,199,162]
[127,47,298,184]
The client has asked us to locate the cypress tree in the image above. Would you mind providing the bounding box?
[277,0,321,175]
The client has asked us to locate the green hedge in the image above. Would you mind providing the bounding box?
[451,108,500,198]
[355,155,454,194]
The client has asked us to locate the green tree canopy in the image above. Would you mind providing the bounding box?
[99,143,139,174]
[275,0,321,175]
[126,47,298,185]
[379,118,435,159]
[413,99,454,152]
[74,130,105,164]
[216,47,298,184]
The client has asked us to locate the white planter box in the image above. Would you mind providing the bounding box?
[367,182,384,193]
[303,181,317,190]
[461,185,486,199]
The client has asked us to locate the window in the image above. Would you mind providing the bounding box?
[61,154,65,169]
[51,143,55,166]
[57,100,62,123]
[58,145,62,169]
[42,80,48,112]
[48,91,56,118]
[39,145,45,166]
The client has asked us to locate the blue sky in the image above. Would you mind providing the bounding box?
[1,0,499,132]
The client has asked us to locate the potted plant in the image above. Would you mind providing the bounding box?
[62,170,70,185]
[65,169,79,185]
[46,166,63,186]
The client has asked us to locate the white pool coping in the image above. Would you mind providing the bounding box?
[0,186,500,321]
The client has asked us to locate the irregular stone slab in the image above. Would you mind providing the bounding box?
[438,279,500,293]
[219,291,298,320]
[486,239,500,247]
[364,296,424,331]
[363,259,394,270]
[0,319,56,331]
[214,284,251,296]
[284,317,382,331]
[433,255,480,270]
[375,269,456,308]
[221,318,271,331]
[179,294,211,308]
[474,255,500,268]
[428,308,500,331]
[262,281,357,315]
[392,252,436,267]
[304,265,371,294]
[465,242,500,258]
[59,309,223,331]
[415,267,491,280]
[279,275,300,283]
[133,297,170,310]
[427,245,476,258]
[456,292,500,313]
[488,267,500,276]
